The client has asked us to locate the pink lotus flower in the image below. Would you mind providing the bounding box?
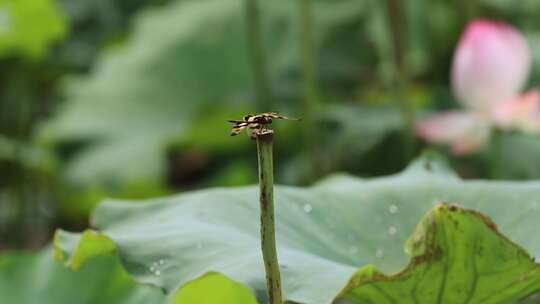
[416,19,538,154]
[416,112,490,155]
[493,89,540,133]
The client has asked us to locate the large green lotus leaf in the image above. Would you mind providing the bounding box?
[172,272,259,304]
[335,204,540,303]
[2,247,255,303]
[0,248,165,304]
[55,153,540,303]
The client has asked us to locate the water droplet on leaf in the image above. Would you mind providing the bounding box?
[303,204,312,213]
[388,204,399,214]
[388,225,397,236]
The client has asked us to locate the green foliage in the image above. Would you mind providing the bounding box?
[42,0,257,187]
[54,154,540,303]
[0,0,66,59]
[0,248,166,304]
[5,0,540,301]
[317,105,403,171]
[498,133,540,179]
[40,0,374,191]
[38,0,540,193]
[0,135,54,171]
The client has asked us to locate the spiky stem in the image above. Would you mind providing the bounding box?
[255,130,283,304]
[385,0,415,161]
[300,0,322,180]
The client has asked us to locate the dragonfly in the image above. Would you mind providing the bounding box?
[228,112,298,137]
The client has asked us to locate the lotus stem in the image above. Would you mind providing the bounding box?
[299,0,322,180]
[385,0,415,161]
[255,130,283,304]
[490,129,503,179]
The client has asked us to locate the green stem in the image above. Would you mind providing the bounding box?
[385,0,415,161]
[299,0,322,180]
[244,0,273,111]
[489,129,503,179]
[256,131,283,304]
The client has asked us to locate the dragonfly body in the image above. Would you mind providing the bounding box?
[228,112,297,137]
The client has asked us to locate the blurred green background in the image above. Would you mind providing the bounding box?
[1,0,540,253]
